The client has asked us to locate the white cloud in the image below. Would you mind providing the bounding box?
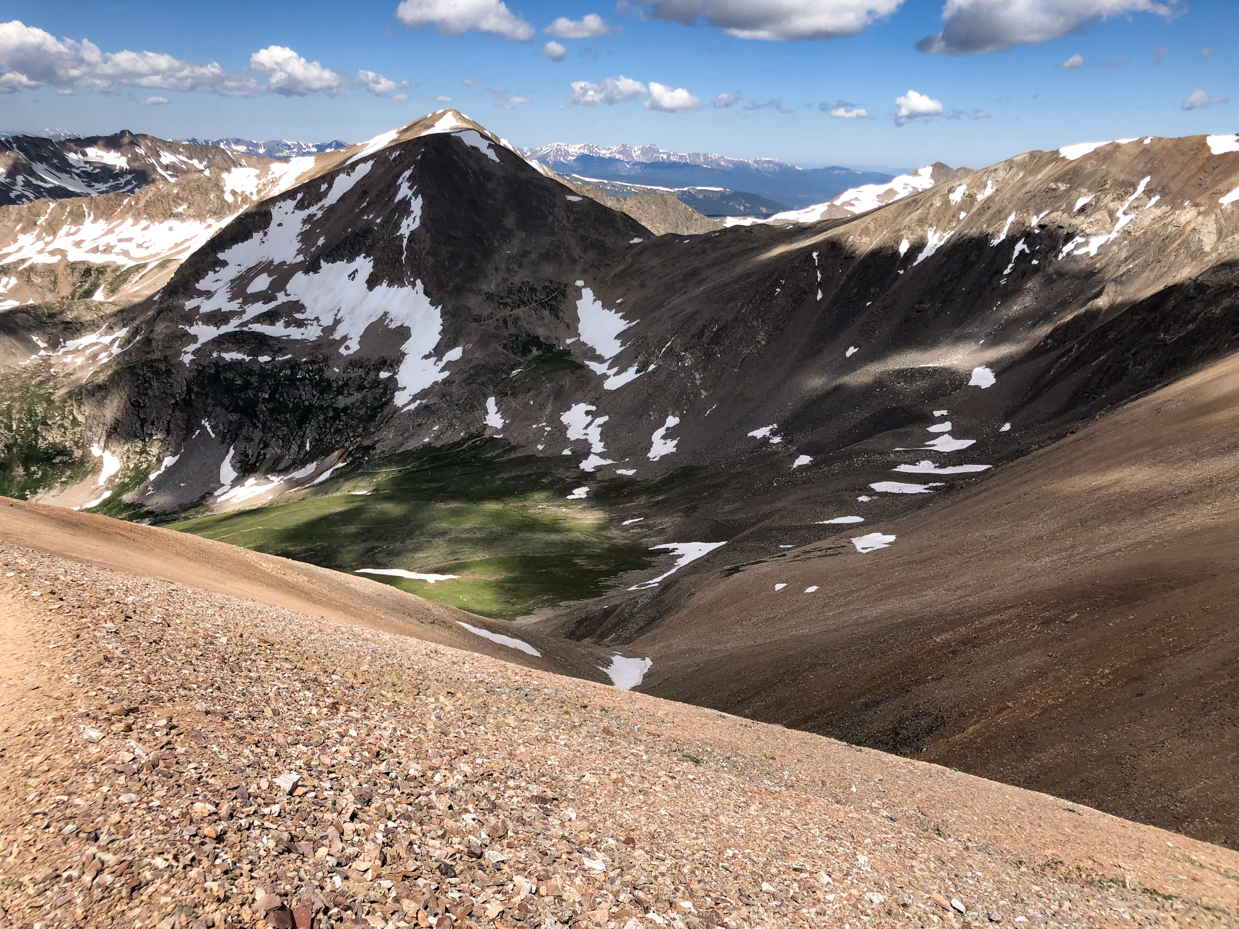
[140,95,168,105]
[395,0,535,41]
[0,19,259,95]
[646,82,703,112]
[251,46,346,96]
[358,69,410,97]
[568,75,647,106]
[630,0,904,41]
[544,14,618,38]
[712,92,739,108]
[1057,52,1085,68]
[918,0,1181,55]
[893,89,943,125]
[828,103,869,118]
[1183,88,1228,110]
[0,20,399,100]
[437,94,453,101]
[541,40,567,60]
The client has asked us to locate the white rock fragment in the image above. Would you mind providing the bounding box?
[274,773,301,794]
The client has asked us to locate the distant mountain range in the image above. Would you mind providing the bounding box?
[183,138,349,158]
[521,142,896,211]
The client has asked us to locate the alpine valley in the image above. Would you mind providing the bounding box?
[4,110,1239,848]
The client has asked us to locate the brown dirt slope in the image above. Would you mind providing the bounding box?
[0,498,614,683]
[1,542,1238,929]
[635,348,1239,848]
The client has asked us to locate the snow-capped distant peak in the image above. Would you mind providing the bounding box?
[521,141,787,172]
[186,138,348,159]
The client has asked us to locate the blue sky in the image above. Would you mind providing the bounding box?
[0,1,1235,170]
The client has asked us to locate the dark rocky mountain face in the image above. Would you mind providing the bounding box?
[0,130,274,206]
[4,112,1239,839]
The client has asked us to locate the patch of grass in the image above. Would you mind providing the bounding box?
[0,370,89,499]
[170,441,654,619]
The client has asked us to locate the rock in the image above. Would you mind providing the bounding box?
[274,773,301,794]
[989,913,1003,923]
[118,792,140,804]
[81,726,105,743]
[256,893,283,912]
[952,898,966,914]
[864,892,884,905]
[293,906,313,929]
[930,893,953,911]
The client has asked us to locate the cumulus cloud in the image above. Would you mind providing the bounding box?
[1057,52,1084,68]
[437,94,453,101]
[1182,88,1228,110]
[893,89,943,125]
[544,14,618,38]
[0,19,259,95]
[357,68,410,98]
[823,100,869,118]
[0,21,404,100]
[395,0,535,41]
[250,46,346,96]
[628,0,904,41]
[712,92,739,108]
[541,40,567,60]
[568,75,647,105]
[917,0,1181,55]
[646,82,703,112]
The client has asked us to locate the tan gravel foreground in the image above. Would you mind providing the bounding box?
[1,541,1236,929]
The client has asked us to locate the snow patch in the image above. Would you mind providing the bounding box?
[894,460,990,474]
[458,621,541,657]
[913,228,953,266]
[852,532,896,553]
[600,655,652,690]
[792,455,812,469]
[648,416,680,461]
[1206,134,1239,156]
[566,486,589,500]
[969,366,996,389]
[629,541,726,590]
[484,397,505,429]
[819,516,864,524]
[89,444,120,486]
[357,568,459,584]
[870,481,939,494]
[1059,141,1110,161]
